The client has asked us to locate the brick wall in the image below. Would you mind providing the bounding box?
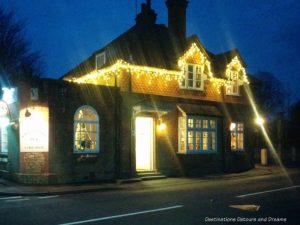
[20,152,48,174]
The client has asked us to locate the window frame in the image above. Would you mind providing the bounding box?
[180,63,205,91]
[226,70,240,96]
[95,52,106,70]
[178,116,218,154]
[73,105,100,154]
[0,126,8,154]
[230,122,244,151]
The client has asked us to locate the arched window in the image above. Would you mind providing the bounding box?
[74,106,99,153]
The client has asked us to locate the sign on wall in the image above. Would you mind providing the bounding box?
[20,106,49,152]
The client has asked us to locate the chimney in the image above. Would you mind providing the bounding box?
[135,0,157,26]
[166,0,189,41]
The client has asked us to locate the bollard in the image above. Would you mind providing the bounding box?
[261,148,268,166]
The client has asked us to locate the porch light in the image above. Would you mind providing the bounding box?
[158,119,166,131]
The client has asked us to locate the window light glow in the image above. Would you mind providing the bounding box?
[230,122,236,131]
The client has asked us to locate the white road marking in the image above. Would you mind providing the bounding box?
[6,198,29,202]
[38,195,59,199]
[0,196,22,200]
[229,204,260,211]
[237,184,300,198]
[58,205,183,225]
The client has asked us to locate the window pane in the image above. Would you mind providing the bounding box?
[75,108,98,121]
[0,127,8,153]
[231,132,237,150]
[232,79,238,93]
[203,120,208,129]
[179,117,186,151]
[238,123,243,131]
[203,132,208,150]
[238,133,244,149]
[74,106,99,152]
[196,119,201,128]
[188,79,193,87]
[210,120,216,129]
[196,131,201,150]
[188,131,194,150]
[209,132,216,150]
[188,118,194,128]
[195,66,201,88]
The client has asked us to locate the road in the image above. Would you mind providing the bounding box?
[1,172,300,225]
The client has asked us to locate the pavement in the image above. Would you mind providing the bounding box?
[0,164,299,196]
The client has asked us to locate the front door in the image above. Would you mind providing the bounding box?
[135,117,154,171]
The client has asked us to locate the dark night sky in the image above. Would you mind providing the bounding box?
[3,0,300,102]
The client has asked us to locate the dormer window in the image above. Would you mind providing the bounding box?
[225,56,247,96]
[95,52,106,70]
[180,64,205,90]
[226,70,239,95]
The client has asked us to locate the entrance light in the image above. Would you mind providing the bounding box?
[158,118,166,131]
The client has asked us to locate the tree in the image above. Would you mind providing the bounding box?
[253,71,286,119]
[0,5,42,87]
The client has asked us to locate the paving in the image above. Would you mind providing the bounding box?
[0,164,299,196]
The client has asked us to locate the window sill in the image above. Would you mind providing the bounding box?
[226,93,240,96]
[178,150,218,155]
[73,150,99,154]
[231,149,245,154]
[75,154,98,162]
[179,87,204,91]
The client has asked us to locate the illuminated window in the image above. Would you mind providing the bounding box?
[180,64,204,90]
[226,70,239,95]
[225,57,247,96]
[95,52,106,70]
[0,127,8,154]
[178,116,217,153]
[74,106,99,153]
[230,122,244,151]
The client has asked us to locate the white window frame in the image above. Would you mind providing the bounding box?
[95,52,106,70]
[230,122,244,151]
[178,116,218,154]
[73,105,100,154]
[0,127,8,154]
[226,70,240,96]
[180,64,205,91]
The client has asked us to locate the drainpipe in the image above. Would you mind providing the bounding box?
[114,74,120,179]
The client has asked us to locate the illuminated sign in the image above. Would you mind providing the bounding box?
[20,106,49,152]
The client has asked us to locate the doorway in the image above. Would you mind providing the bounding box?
[135,117,154,171]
